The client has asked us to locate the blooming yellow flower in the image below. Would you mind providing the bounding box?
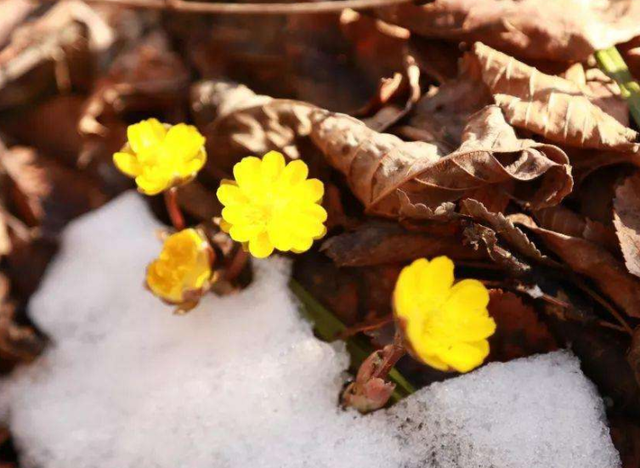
[146,229,213,310]
[113,118,206,195]
[216,151,327,258]
[393,256,496,373]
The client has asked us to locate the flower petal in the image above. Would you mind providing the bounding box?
[217,182,248,207]
[296,178,324,203]
[113,151,142,177]
[279,159,309,186]
[135,173,172,195]
[441,340,490,373]
[234,157,262,191]
[128,119,166,154]
[164,124,205,161]
[249,232,274,258]
[444,279,490,314]
[260,151,285,183]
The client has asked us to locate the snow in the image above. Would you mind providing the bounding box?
[2,192,620,468]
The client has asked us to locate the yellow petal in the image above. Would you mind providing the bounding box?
[128,119,166,154]
[279,159,309,186]
[443,279,490,314]
[164,124,205,159]
[217,183,248,207]
[260,151,285,183]
[296,179,324,202]
[268,224,293,252]
[300,203,328,223]
[249,232,274,258]
[419,256,455,303]
[441,340,490,373]
[135,173,172,196]
[234,157,262,191]
[113,151,142,177]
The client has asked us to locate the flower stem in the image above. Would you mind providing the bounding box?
[371,331,406,381]
[290,280,415,402]
[164,188,185,231]
[595,46,640,128]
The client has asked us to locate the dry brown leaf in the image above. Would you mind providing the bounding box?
[398,72,492,153]
[311,105,572,220]
[614,173,640,278]
[375,0,640,62]
[514,215,640,318]
[470,43,639,152]
[321,220,485,267]
[359,55,421,133]
[462,199,552,265]
[201,81,315,174]
[463,222,531,273]
[487,290,557,362]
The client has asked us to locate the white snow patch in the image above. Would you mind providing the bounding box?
[2,192,620,468]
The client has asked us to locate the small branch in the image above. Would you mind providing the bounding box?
[164,188,185,231]
[33,0,414,15]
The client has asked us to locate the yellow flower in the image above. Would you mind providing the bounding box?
[113,118,206,195]
[393,256,496,373]
[146,229,213,311]
[216,151,327,258]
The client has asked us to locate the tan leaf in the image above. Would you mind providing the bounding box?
[462,199,552,265]
[470,42,639,152]
[375,0,640,62]
[311,105,572,219]
[398,71,492,153]
[513,215,640,318]
[462,222,531,273]
[614,173,640,278]
[321,220,485,267]
[201,81,315,174]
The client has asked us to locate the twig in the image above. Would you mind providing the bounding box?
[33,0,414,15]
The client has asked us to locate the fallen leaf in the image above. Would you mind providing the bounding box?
[614,173,640,278]
[514,215,640,318]
[321,220,485,267]
[462,222,531,273]
[398,71,492,153]
[462,199,553,265]
[311,105,572,220]
[375,0,640,62]
[470,43,639,152]
[487,290,557,362]
[201,81,315,174]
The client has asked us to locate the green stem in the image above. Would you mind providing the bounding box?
[595,47,640,128]
[289,280,415,402]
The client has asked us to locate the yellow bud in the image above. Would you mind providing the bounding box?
[146,229,213,312]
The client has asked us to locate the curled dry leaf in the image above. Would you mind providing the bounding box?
[321,220,485,267]
[463,222,531,273]
[513,214,640,318]
[614,173,640,278]
[375,0,640,62]
[470,43,639,152]
[310,105,571,220]
[487,289,557,362]
[461,199,554,266]
[201,81,315,174]
[399,71,492,153]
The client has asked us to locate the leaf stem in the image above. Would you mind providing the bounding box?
[289,280,415,402]
[595,47,640,128]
